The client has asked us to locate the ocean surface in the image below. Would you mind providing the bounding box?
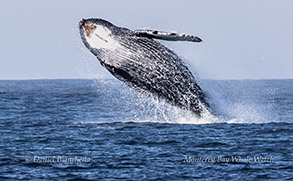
[0,79,292,180]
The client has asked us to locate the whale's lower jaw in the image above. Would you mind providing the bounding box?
[79,19,121,51]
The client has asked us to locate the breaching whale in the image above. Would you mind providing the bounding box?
[79,18,210,117]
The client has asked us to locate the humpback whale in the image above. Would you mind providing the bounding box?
[79,18,210,117]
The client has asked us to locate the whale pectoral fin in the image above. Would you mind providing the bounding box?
[134,29,202,42]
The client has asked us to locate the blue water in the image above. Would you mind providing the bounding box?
[0,79,292,180]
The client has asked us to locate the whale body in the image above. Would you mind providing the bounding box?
[79,18,210,117]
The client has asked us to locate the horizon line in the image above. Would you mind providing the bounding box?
[0,78,292,81]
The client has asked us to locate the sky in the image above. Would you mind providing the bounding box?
[0,0,292,80]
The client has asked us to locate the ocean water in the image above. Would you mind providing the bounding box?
[0,79,292,180]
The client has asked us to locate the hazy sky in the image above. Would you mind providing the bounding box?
[0,0,292,80]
